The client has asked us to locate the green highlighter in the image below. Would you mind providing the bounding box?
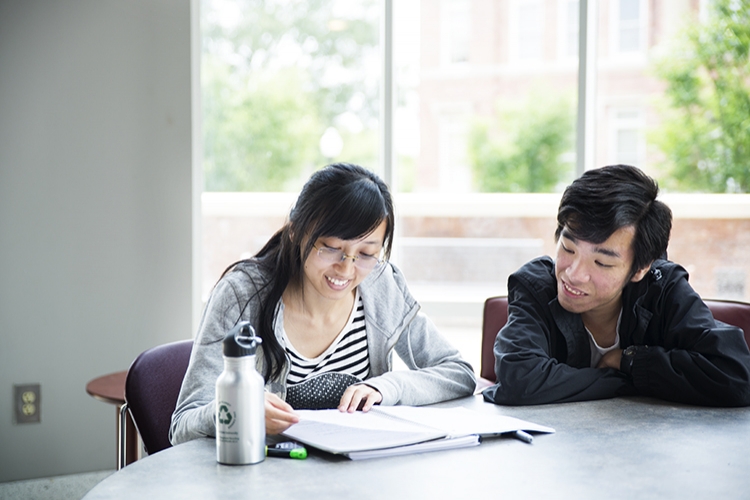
[266,442,308,460]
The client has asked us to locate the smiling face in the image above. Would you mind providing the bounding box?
[300,220,387,302]
[555,225,650,319]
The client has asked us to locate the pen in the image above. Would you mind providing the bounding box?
[265,446,308,459]
[511,430,533,444]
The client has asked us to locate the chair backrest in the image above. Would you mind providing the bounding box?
[480,296,750,384]
[705,299,750,347]
[125,339,193,455]
[481,296,508,383]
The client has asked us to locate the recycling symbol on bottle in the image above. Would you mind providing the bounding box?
[218,404,233,426]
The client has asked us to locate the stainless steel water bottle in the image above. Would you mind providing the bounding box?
[216,321,265,465]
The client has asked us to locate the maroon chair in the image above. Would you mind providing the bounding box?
[122,339,193,464]
[480,297,508,384]
[706,299,750,347]
[480,296,750,384]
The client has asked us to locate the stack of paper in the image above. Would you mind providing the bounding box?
[281,405,554,460]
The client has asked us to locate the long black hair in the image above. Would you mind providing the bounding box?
[222,163,395,381]
[555,164,672,278]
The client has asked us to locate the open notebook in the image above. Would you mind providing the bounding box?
[281,405,554,460]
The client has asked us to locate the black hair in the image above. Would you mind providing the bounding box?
[222,163,394,381]
[555,164,672,278]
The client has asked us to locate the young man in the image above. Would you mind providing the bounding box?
[483,165,750,407]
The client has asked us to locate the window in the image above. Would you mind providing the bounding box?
[611,0,646,55]
[200,0,750,370]
[440,0,471,65]
[510,0,545,62]
[200,0,381,194]
[609,109,643,165]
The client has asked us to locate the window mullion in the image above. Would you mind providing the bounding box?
[576,0,598,176]
[381,0,395,190]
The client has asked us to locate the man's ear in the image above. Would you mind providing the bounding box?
[630,264,652,283]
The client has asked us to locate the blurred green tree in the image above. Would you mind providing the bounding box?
[651,0,750,193]
[203,62,320,191]
[201,0,379,191]
[469,93,575,192]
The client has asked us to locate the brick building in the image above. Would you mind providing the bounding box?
[414,0,701,191]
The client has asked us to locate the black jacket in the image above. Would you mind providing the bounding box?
[483,257,750,407]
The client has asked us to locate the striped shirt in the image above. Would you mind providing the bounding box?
[284,291,370,385]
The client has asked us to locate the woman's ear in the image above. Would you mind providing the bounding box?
[630,264,652,283]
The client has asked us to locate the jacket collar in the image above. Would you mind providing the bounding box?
[549,297,591,368]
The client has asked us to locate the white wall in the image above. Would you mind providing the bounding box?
[0,0,194,482]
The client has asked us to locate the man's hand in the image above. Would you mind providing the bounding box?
[265,392,299,435]
[597,349,624,370]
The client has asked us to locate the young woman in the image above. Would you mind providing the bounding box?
[170,163,476,444]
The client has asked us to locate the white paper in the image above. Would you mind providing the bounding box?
[373,406,556,437]
[281,409,446,454]
[346,434,481,460]
[280,405,554,456]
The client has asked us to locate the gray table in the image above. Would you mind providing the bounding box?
[84,395,750,499]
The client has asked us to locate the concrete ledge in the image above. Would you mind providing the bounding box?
[203,192,750,219]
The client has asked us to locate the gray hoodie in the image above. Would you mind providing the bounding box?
[170,260,477,445]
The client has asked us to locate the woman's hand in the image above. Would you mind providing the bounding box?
[338,384,383,413]
[265,392,299,435]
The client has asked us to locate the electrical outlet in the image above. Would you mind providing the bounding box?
[14,384,41,424]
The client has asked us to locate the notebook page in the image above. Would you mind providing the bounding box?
[281,409,446,454]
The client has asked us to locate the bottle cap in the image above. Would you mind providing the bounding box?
[223,321,262,357]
